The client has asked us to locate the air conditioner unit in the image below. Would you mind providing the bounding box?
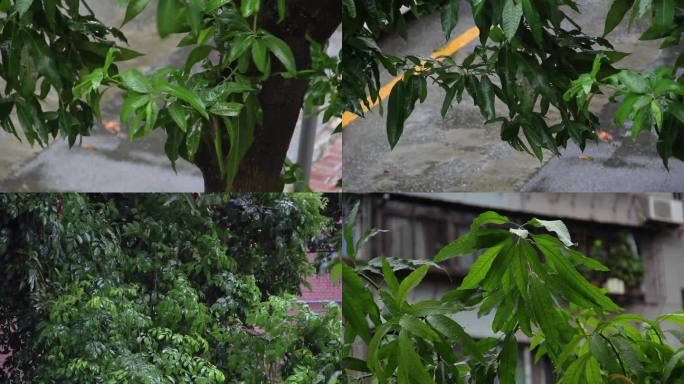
[647,196,684,224]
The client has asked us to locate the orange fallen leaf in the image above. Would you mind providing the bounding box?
[579,155,593,161]
[81,144,96,152]
[597,130,613,143]
[104,120,121,135]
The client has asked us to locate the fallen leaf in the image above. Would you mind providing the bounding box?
[104,120,121,135]
[81,144,96,152]
[578,155,593,161]
[383,168,401,175]
[597,130,613,143]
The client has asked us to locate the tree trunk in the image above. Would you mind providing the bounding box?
[227,0,341,192]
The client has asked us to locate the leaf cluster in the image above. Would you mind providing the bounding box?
[341,209,684,383]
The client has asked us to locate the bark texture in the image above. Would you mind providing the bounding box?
[195,1,341,192]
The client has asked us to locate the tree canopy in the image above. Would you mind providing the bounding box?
[342,0,684,166]
[0,193,342,383]
[0,0,341,191]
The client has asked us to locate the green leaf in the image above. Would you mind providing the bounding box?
[186,122,202,157]
[534,234,620,312]
[251,39,268,74]
[459,241,507,290]
[342,264,373,343]
[120,93,149,127]
[399,314,440,341]
[428,314,482,360]
[657,311,684,326]
[498,334,518,384]
[160,83,209,119]
[263,35,296,73]
[184,45,213,74]
[654,0,675,28]
[566,248,609,271]
[381,257,400,296]
[434,233,472,262]
[604,0,631,36]
[240,0,260,17]
[521,0,543,45]
[120,69,152,93]
[663,348,684,383]
[167,103,187,132]
[123,0,151,26]
[502,0,523,41]
[651,100,663,131]
[277,0,285,22]
[396,264,430,305]
[615,94,643,127]
[617,71,649,93]
[609,335,644,377]
[366,320,395,380]
[440,0,460,40]
[210,102,243,117]
[387,80,407,149]
[397,330,436,384]
[590,333,622,374]
[143,100,159,135]
[529,275,562,351]
[15,0,32,16]
[157,0,183,38]
[585,356,603,384]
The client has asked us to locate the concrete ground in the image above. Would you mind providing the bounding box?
[343,1,684,192]
[0,1,341,192]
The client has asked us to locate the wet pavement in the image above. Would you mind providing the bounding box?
[0,1,341,192]
[343,1,684,192]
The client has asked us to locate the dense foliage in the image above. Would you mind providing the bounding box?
[0,193,342,383]
[342,0,684,165]
[341,209,684,383]
[0,0,341,191]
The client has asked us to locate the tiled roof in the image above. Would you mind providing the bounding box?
[299,274,342,304]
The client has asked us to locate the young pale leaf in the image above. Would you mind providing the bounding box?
[529,218,573,247]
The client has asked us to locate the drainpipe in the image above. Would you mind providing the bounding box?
[295,105,317,191]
